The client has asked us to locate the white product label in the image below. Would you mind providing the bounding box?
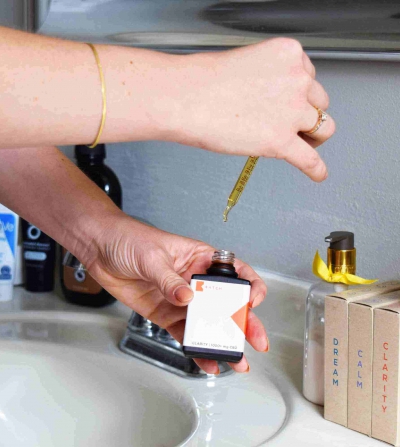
[183,279,250,353]
[24,251,47,261]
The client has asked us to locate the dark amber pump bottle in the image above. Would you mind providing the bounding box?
[183,250,251,363]
[60,144,122,307]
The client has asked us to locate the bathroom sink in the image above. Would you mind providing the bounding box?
[0,340,195,447]
[0,276,386,446]
[0,299,287,447]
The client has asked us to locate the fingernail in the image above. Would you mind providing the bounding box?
[263,338,270,352]
[244,365,250,373]
[173,285,193,303]
[213,368,220,376]
[250,293,263,308]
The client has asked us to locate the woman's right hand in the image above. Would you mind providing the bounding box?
[171,38,335,182]
[0,29,333,168]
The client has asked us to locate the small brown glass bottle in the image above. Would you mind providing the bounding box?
[60,144,122,307]
[183,250,250,363]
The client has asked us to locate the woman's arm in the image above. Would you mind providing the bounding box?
[0,26,181,147]
[0,146,120,264]
[0,146,268,374]
[0,27,334,181]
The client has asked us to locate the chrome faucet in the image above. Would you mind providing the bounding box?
[119,312,233,379]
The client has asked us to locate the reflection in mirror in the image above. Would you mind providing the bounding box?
[203,0,400,52]
[38,0,400,58]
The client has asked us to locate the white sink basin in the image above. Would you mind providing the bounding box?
[0,307,287,447]
[0,341,195,447]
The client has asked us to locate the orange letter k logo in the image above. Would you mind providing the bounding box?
[196,281,204,292]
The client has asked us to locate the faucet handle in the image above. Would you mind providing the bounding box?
[156,328,174,341]
[155,328,181,349]
[128,312,156,336]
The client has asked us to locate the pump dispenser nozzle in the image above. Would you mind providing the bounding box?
[325,231,354,250]
[325,231,356,275]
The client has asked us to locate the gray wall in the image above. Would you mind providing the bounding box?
[63,59,400,282]
[0,1,26,29]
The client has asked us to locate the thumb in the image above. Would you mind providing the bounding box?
[150,258,194,306]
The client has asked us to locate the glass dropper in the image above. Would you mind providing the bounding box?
[223,156,259,222]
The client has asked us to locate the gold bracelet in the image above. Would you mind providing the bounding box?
[86,43,106,149]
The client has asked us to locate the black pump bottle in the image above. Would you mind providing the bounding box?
[60,144,122,307]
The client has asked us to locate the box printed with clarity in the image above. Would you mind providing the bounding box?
[324,281,400,427]
[372,301,400,445]
[183,279,250,353]
[347,291,400,436]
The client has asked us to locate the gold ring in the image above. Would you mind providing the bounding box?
[305,106,328,135]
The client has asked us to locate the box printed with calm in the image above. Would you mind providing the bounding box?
[325,280,400,427]
[183,279,250,353]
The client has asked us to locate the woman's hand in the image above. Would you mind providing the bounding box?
[0,29,333,182]
[85,214,268,375]
[171,38,335,182]
[0,146,266,375]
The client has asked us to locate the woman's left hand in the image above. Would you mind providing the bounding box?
[85,214,268,374]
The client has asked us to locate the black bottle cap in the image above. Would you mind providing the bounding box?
[75,144,106,161]
[325,231,354,250]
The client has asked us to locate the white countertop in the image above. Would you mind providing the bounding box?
[0,273,388,446]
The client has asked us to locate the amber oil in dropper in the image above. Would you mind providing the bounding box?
[223,156,259,222]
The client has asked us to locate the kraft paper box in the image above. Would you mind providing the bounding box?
[347,292,400,436]
[325,280,400,427]
[372,301,400,445]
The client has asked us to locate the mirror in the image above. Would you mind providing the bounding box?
[36,0,400,60]
[203,0,400,54]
